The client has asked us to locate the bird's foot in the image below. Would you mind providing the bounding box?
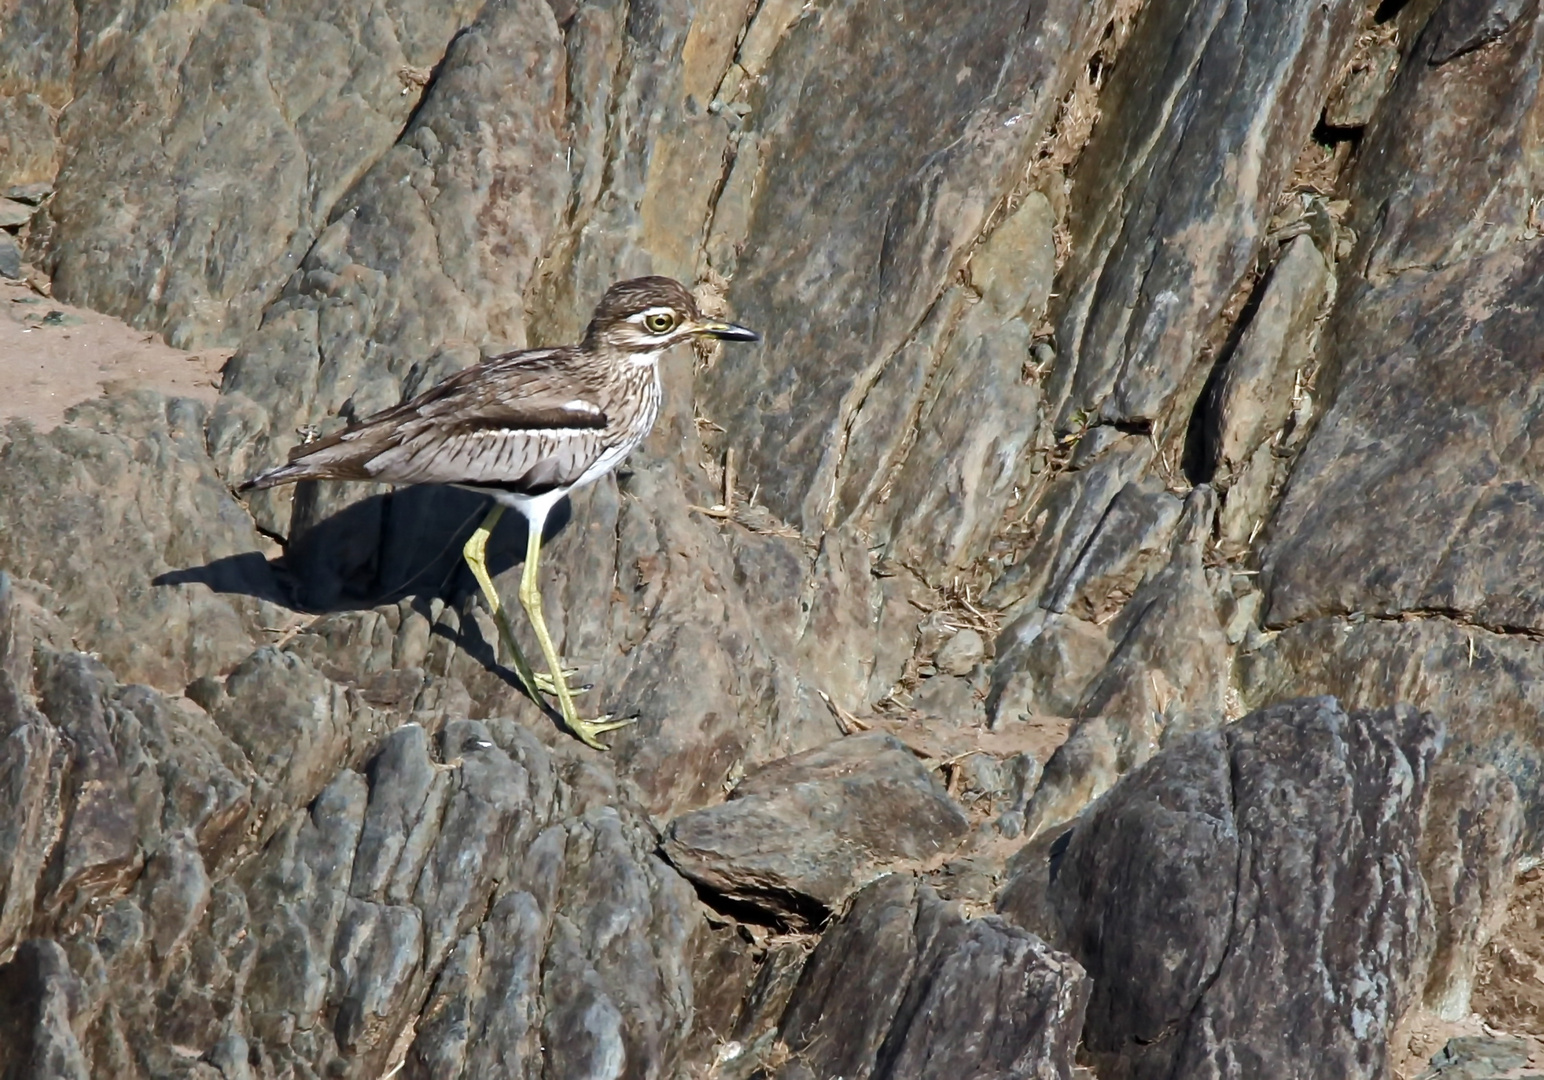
[531,668,589,696]
[563,712,637,751]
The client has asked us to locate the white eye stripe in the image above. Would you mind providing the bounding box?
[628,306,679,323]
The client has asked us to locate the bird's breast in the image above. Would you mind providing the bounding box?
[572,368,662,491]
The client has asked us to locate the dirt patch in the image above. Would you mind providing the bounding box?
[0,271,230,432]
[1474,866,1544,1037]
[1387,865,1544,1077]
[866,710,1072,777]
[1392,1011,1544,1079]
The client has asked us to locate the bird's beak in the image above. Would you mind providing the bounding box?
[697,319,761,343]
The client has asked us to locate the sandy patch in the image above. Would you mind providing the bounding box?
[0,271,231,431]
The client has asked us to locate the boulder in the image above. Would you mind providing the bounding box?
[662,734,970,928]
[776,874,1089,1080]
[1047,697,1439,1080]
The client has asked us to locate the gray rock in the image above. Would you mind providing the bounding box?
[1243,0,1544,881]
[731,938,812,1048]
[0,93,60,190]
[1251,247,1544,849]
[1417,1035,1538,1080]
[778,874,1089,1080]
[875,300,1044,579]
[1048,697,1439,1080]
[0,568,724,1078]
[0,637,258,963]
[0,394,274,688]
[0,197,33,229]
[989,612,1113,723]
[1242,616,1544,841]
[1350,0,1544,276]
[662,734,970,928]
[969,191,1058,320]
[985,432,1155,613]
[37,0,485,348]
[0,0,71,191]
[851,194,1055,583]
[0,230,20,279]
[700,0,1111,531]
[0,618,62,951]
[0,939,89,1080]
[1203,233,1330,494]
[794,525,887,716]
[207,646,384,822]
[1024,488,1229,835]
[36,652,142,917]
[6,183,52,205]
[1044,476,1185,618]
[1264,241,1544,632]
[996,825,1077,946]
[1051,0,1360,432]
[909,671,988,725]
[1323,31,1400,128]
[926,624,988,676]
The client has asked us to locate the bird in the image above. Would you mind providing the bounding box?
[241,276,759,748]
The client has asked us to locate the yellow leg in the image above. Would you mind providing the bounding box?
[461,504,578,701]
[517,518,635,749]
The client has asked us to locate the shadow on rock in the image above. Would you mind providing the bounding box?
[153,482,570,615]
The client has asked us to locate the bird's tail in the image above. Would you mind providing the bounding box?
[237,461,316,492]
[238,426,378,492]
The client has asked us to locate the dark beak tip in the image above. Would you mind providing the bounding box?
[710,324,761,343]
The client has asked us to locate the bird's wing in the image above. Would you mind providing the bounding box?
[411,349,609,431]
[264,349,612,490]
[365,423,611,490]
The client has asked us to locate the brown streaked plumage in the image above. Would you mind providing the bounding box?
[241,275,758,748]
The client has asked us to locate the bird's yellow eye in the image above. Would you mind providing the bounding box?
[643,311,676,334]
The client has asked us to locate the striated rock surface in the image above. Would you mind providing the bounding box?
[0,605,710,1079]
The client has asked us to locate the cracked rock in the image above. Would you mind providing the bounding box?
[661,734,970,929]
[775,874,1089,1080]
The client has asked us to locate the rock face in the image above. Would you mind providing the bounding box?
[0,394,271,688]
[1034,697,1440,1080]
[3,0,1544,1073]
[0,604,707,1079]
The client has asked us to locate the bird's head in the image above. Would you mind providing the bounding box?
[585,276,759,358]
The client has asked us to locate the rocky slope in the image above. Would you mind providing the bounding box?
[1,0,1542,1075]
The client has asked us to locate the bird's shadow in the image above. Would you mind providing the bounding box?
[156,483,571,684]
